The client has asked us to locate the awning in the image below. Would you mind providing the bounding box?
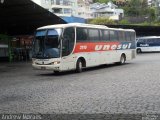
[0,0,66,35]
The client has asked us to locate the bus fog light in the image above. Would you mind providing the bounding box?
[55,67,59,69]
[51,61,60,65]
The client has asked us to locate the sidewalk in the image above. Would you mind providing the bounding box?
[0,61,32,69]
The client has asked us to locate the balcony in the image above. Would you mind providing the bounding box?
[51,0,72,6]
[51,4,72,9]
[52,7,72,17]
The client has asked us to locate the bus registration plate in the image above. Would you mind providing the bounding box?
[41,67,46,70]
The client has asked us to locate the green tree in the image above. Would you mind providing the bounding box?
[123,0,142,16]
[141,0,149,15]
[88,17,116,25]
[119,19,130,25]
[148,7,156,22]
[141,0,148,9]
[127,0,142,16]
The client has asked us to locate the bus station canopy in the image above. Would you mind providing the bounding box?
[0,0,66,36]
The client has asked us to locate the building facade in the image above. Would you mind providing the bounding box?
[114,0,129,6]
[90,2,124,21]
[76,0,93,19]
[32,0,93,23]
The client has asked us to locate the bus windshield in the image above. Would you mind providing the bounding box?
[32,28,62,58]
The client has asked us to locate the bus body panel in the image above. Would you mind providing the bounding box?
[32,49,136,72]
[137,46,160,52]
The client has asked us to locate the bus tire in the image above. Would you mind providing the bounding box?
[118,54,126,65]
[137,48,141,53]
[76,59,83,73]
[54,71,60,74]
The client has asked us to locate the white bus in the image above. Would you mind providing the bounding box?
[32,23,136,73]
[136,36,160,53]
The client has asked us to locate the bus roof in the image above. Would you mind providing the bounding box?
[37,23,135,32]
[37,23,108,30]
[137,36,160,39]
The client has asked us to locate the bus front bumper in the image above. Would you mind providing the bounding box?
[32,64,61,71]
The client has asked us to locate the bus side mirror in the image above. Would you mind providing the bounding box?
[62,46,65,50]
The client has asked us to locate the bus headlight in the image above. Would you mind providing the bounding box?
[51,61,60,65]
[32,58,36,64]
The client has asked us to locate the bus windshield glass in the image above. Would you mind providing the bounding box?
[32,28,62,58]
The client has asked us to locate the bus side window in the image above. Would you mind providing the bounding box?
[137,39,145,44]
[110,30,118,41]
[88,28,99,42]
[147,39,153,44]
[76,27,88,42]
[99,30,103,41]
[101,30,110,41]
[125,32,131,42]
[62,27,75,57]
[119,31,126,42]
[156,38,160,45]
[130,32,135,42]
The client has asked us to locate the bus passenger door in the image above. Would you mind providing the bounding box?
[61,27,75,71]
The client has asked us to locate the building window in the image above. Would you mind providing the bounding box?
[51,0,54,4]
[44,0,49,4]
[64,8,71,14]
[52,8,63,14]
[55,0,60,5]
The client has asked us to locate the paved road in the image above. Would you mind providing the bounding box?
[0,53,160,116]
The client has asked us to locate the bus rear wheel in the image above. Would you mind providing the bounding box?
[117,54,126,65]
[76,59,83,73]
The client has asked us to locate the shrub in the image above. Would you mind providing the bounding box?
[119,19,130,25]
[88,17,116,25]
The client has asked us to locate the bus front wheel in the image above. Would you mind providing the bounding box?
[76,59,83,73]
[54,71,60,74]
[137,48,142,53]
